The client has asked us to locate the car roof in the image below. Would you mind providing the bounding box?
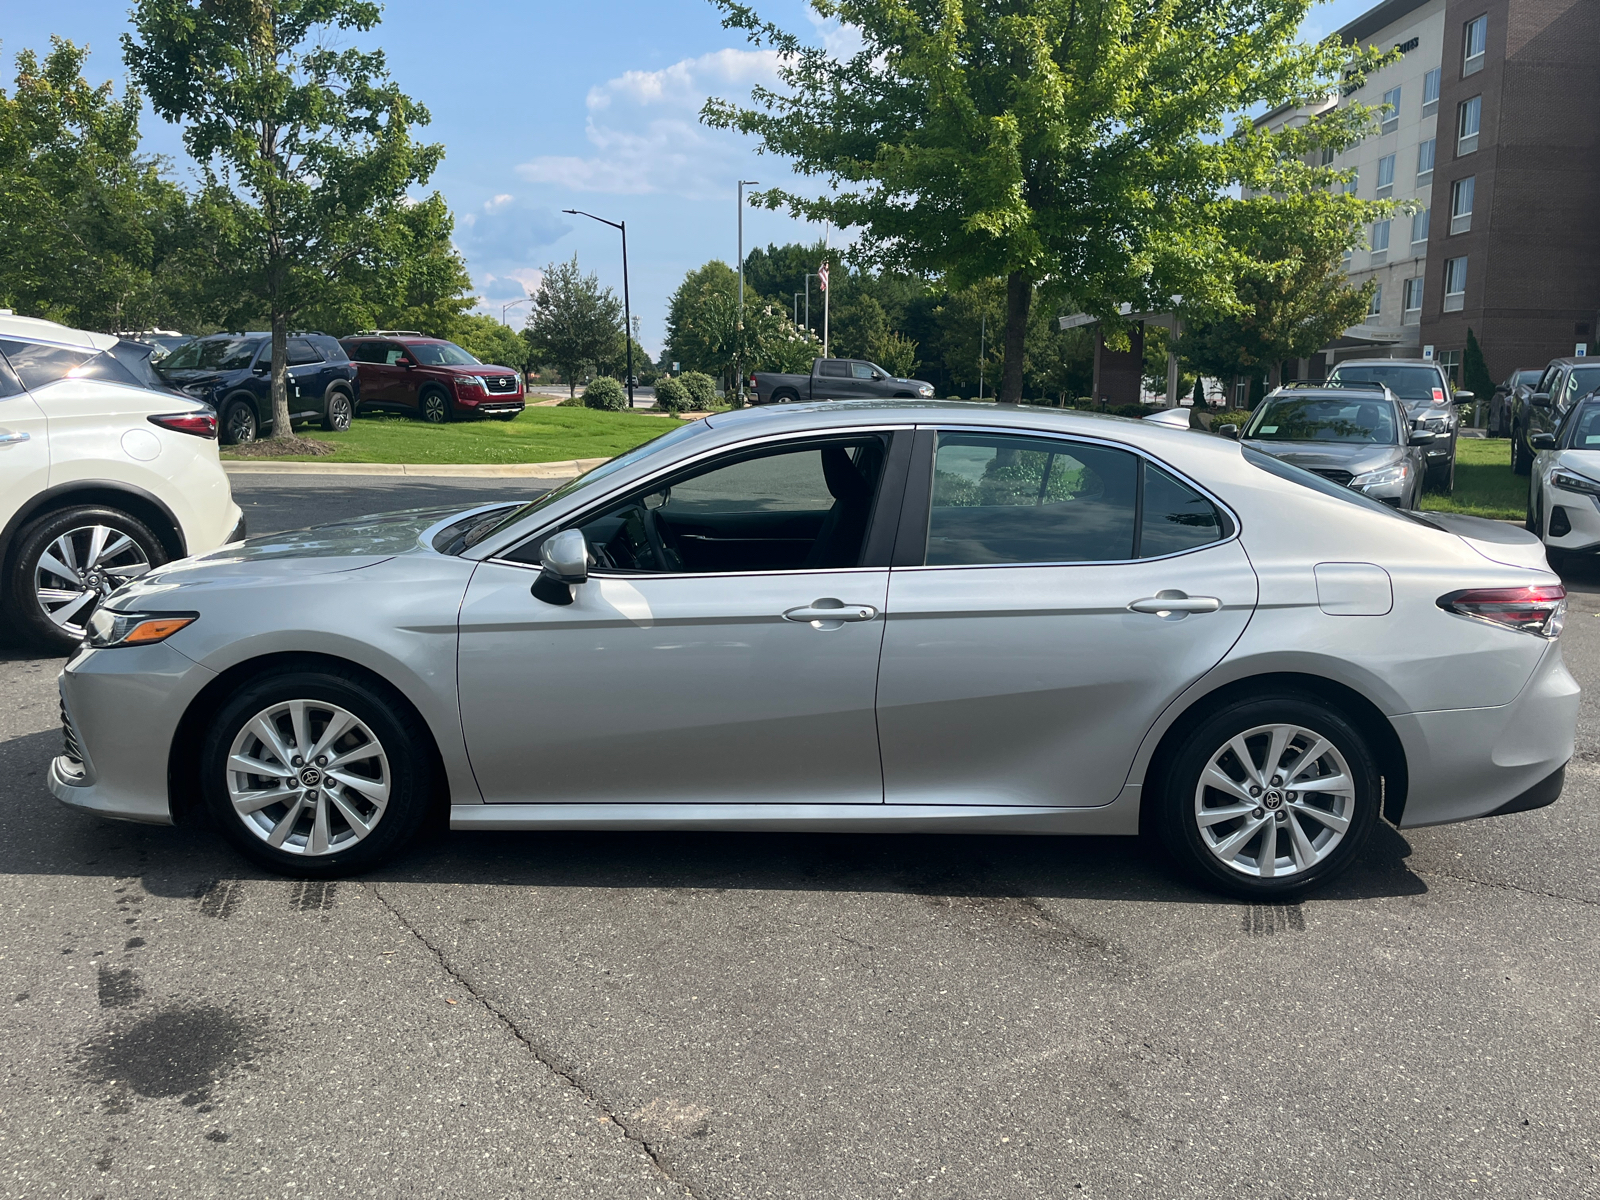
[1329,358,1441,369]
[1548,358,1596,368]
[0,313,118,352]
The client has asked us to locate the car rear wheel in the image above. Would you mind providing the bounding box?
[222,399,258,445]
[201,668,435,877]
[322,390,353,432]
[1157,695,1380,900]
[5,507,164,652]
[420,389,452,424]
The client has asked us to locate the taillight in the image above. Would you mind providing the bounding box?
[1438,585,1566,638]
[149,413,218,440]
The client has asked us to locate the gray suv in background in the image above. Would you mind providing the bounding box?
[1324,359,1466,492]
[1507,358,1600,476]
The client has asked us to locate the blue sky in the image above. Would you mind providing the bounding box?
[7,0,1378,354]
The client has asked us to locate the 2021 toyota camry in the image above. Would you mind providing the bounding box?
[49,401,1577,899]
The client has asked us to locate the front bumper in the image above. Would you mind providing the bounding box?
[1391,636,1579,827]
[1542,485,1600,554]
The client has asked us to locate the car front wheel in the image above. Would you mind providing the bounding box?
[1157,695,1380,900]
[5,507,165,652]
[201,667,435,877]
[1512,425,1531,475]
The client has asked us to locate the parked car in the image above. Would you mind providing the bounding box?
[339,332,525,423]
[1489,367,1543,437]
[1525,394,1600,569]
[157,332,359,445]
[51,401,1574,901]
[752,357,936,405]
[1324,358,1467,491]
[1223,384,1431,509]
[116,330,195,364]
[0,312,243,651]
[1507,358,1600,476]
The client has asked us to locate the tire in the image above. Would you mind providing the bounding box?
[772,389,800,405]
[4,506,166,653]
[221,398,259,445]
[420,389,452,424]
[1526,483,1541,535]
[200,666,436,877]
[1155,694,1381,900]
[321,389,353,433]
[1512,424,1531,476]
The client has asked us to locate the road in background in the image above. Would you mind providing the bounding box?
[1,477,1598,1198]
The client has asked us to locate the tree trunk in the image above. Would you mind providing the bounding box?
[268,303,290,440]
[1001,272,1030,404]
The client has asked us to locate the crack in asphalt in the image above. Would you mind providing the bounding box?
[365,882,703,1200]
[1418,867,1600,908]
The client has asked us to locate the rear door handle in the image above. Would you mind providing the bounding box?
[1129,591,1221,616]
[0,431,30,445]
[783,599,878,624]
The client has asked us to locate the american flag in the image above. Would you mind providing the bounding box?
[819,261,829,292]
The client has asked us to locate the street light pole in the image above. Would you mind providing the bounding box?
[804,273,816,333]
[978,314,986,400]
[794,292,802,326]
[563,208,634,409]
[501,297,531,326]
[737,180,758,404]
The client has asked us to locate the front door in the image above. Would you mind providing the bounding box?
[875,428,1258,808]
[457,432,904,806]
[0,349,49,532]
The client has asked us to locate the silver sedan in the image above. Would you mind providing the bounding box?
[49,401,1578,899]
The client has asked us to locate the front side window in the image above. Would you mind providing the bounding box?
[1458,96,1481,154]
[851,361,877,380]
[1245,397,1399,445]
[1450,176,1475,234]
[555,436,889,574]
[1463,14,1487,75]
[1561,401,1600,448]
[407,341,481,366]
[1444,256,1469,311]
[380,342,409,366]
[1423,67,1441,113]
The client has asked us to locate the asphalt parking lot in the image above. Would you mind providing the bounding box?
[2,475,1598,1199]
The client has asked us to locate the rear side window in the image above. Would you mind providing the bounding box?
[0,339,141,390]
[315,337,349,363]
[818,360,848,378]
[109,339,166,389]
[287,338,324,366]
[926,433,1138,565]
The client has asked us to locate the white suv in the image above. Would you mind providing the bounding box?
[0,313,244,652]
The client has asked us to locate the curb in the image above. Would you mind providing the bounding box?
[222,458,609,479]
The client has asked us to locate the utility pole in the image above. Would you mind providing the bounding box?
[804,273,816,333]
[978,314,986,400]
[563,208,635,408]
[821,223,831,359]
[794,292,802,326]
[737,180,758,404]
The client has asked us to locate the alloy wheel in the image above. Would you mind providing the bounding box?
[225,699,391,856]
[1193,723,1354,879]
[421,393,448,423]
[33,525,152,636]
[328,394,353,432]
[226,402,258,444]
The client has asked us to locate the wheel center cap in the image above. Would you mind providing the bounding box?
[299,767,322,788]
[1263,790,1284,810]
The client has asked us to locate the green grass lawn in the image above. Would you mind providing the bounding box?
[1420,436,1525,522]
[222,407,678,465]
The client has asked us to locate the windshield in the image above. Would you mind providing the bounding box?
[1244,397,1399,444]
[1569,366,1600,400]
[1326,363,1443,402]
[408,341,481,366]
[460,420,713,551]
[161,337,262,372]
[1242,447,1437,527]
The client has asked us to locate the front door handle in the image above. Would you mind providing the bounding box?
[782,599,878,625]
[0,431,30,445]
[1129,591,1221,617]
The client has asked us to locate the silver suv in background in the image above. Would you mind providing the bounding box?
[1324,359,1467,492]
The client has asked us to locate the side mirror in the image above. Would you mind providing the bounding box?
[1530,432,1557,451]
[253,363,269,374]
[1452,389,1475,402]
[1215,423,1240,439]
[872,371,884,381]
[1408,430,1436,446]
[1531,392,1552,408]
[531,529,589,606]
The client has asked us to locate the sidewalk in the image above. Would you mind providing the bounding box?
[222,457,610,479]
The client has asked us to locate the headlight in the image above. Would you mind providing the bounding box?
[84,609,197,648]
[917,384,934,397]
[1349,462,1410,488]
[456,375,486,391]
[1550,469,1600,500]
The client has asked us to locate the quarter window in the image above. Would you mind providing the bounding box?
[1140,464,1226,558]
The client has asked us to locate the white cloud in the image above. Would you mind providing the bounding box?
[456,194,570,267]
[516,49,785,199]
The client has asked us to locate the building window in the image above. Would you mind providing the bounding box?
[1417,138,1436,185]
[1403,277,1424,324]
[1443,256,1468,312]
[1370,219,1391,264]
[1381,86,1402,134]
[1463,14,1487,77]
[1234,376,1251,406]
[1422,67,1441,114]
[1368,285,1384,318]
[1458,96,1481,155]
[1412,207,1431,246]
[1319,147,1335,168]
[1376,153,1396,197]
[1450,176,1475,234]
[1344,169,1358,197]
[1438,349,1462,385]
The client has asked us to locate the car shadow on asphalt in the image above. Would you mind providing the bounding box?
[3,728,1428,905]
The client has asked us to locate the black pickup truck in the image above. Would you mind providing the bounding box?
[751,357,935,404]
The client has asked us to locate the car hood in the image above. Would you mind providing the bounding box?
[1240,440,1403,474]
[157,368,235,389]
[431,364,519,376]
[1554,450,1600,476]
[1423,512,1553,571]
[109,507,467,603]
[1405,400,1454,420]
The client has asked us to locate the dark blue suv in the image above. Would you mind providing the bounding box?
[156,332,359,444]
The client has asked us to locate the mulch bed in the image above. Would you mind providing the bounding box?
[223,435,337,459]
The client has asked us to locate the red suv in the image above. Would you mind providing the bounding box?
[340,332,525,423]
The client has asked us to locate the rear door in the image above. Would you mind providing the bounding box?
[285,338,326,416]
[875,427,1258,808]
[813,359,851,400]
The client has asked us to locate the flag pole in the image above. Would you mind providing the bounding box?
[822,223,831,359]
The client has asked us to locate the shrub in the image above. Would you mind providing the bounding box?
[679,371,717,411]
[582,376,627,411]
[1212,408,1252,430]
[655,376,690,413]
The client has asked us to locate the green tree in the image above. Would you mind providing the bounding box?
[1463,327,1494,404]
[525,255,623,397]
[706,0,1390,404]
[0,38,189,331]
[452,313,529,371]
[665,260,739,376]
[125,0,445,439]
